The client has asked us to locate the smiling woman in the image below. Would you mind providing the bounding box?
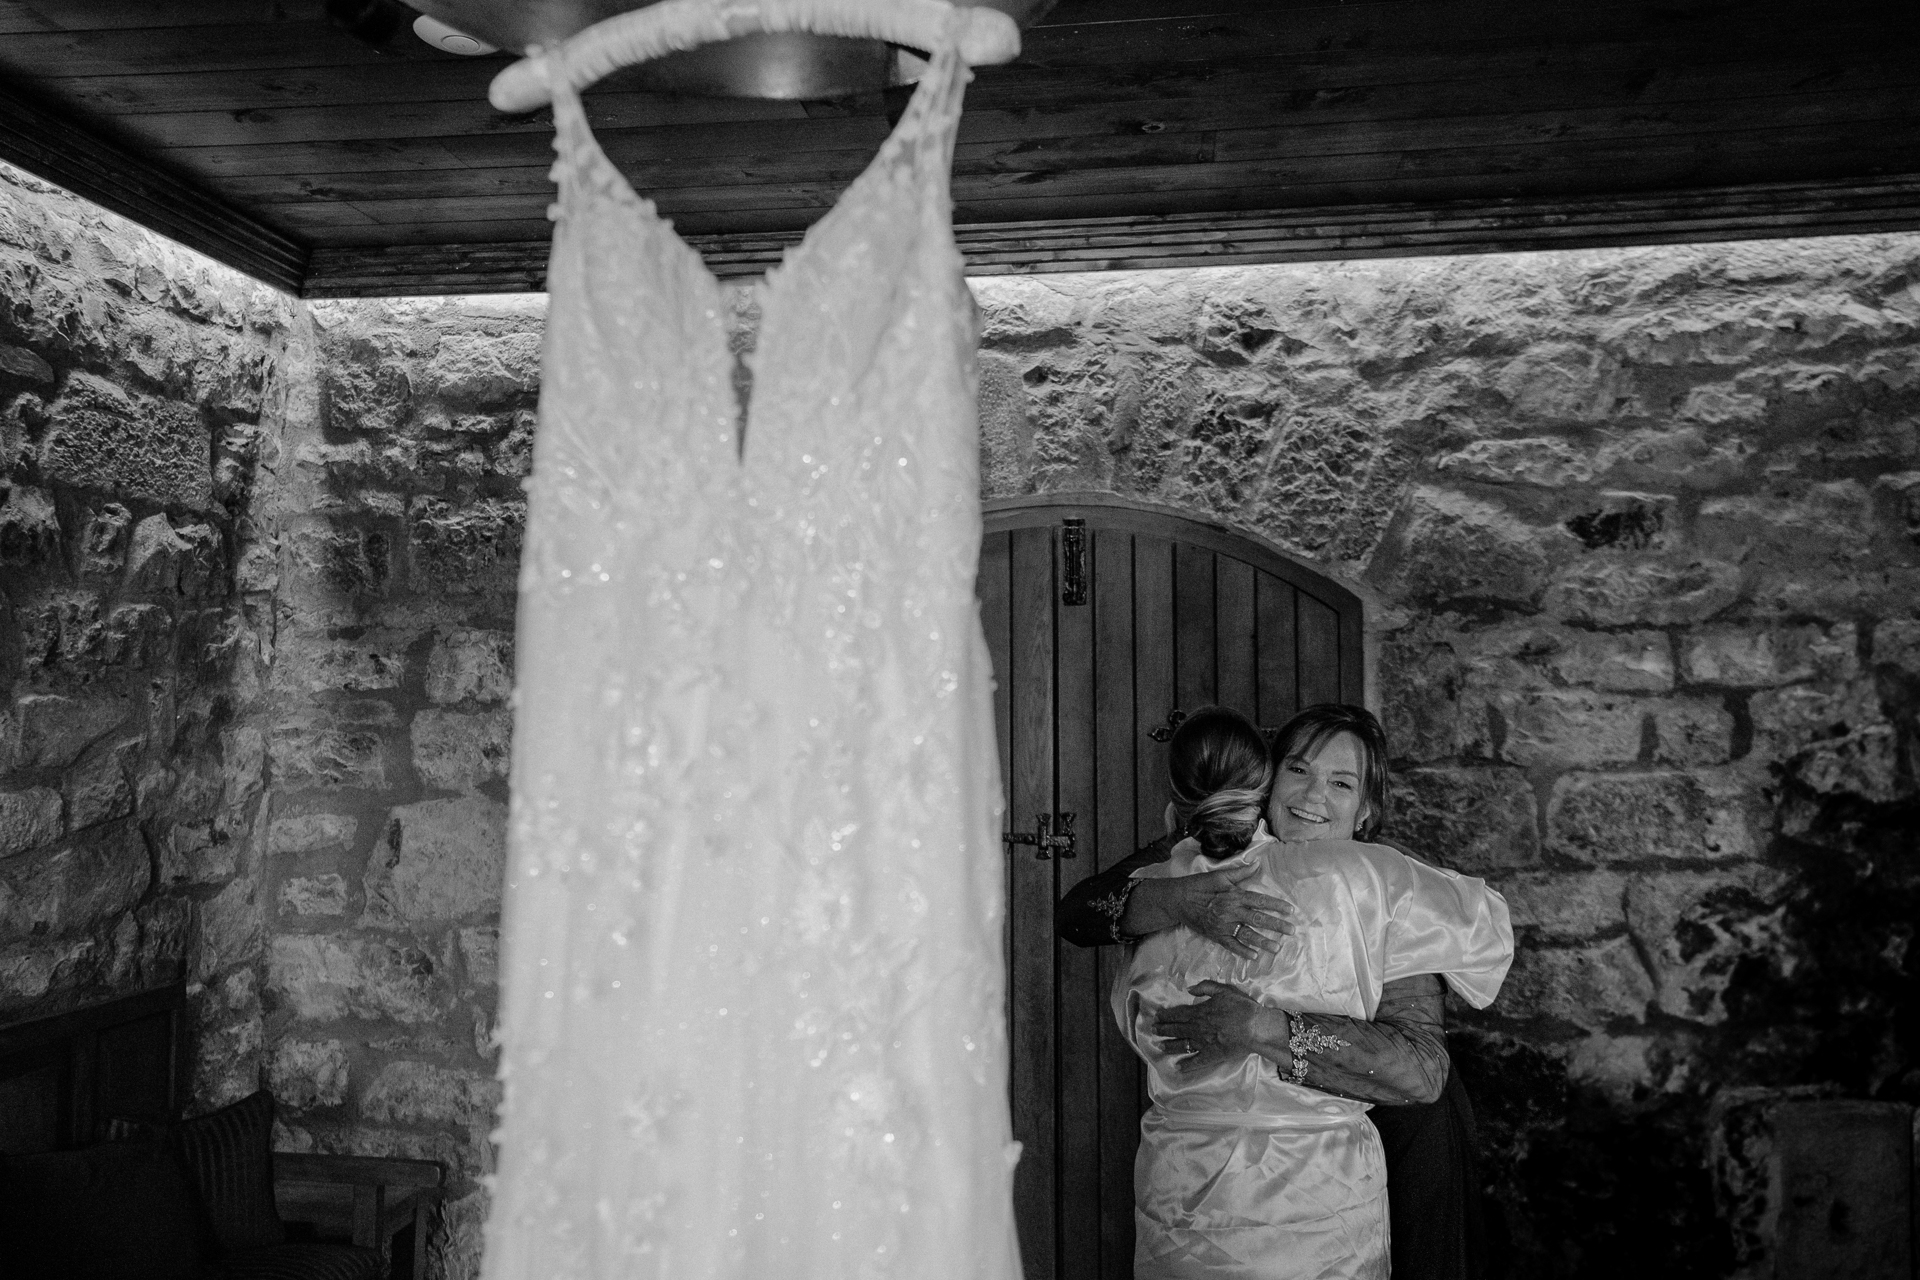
[1268,713,1389,844]
[1060,704,1514,1280]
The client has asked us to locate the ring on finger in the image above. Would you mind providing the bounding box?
[1231,923,1245,941]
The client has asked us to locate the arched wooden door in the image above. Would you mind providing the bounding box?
[975,495,1364,1280]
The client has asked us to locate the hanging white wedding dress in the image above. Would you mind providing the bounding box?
[482,8,1021,1279]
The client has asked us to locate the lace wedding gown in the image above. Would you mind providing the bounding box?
[483,16,1021,1280]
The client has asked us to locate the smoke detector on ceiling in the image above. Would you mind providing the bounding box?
[413,14,497,55]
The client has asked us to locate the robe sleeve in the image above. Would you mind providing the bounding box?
[1382,849,1513,1009]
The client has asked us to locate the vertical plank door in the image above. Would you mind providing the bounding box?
[978,497,1363,1280]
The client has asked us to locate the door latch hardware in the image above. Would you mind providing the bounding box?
[1061,518,1088,607]
[1004,812,1077,860]
[1148,708,1188,742]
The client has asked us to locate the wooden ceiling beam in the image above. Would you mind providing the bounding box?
[0,81,308,293]
[301,173,1920,296]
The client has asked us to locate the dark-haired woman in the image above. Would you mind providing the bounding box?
[1085,705,1512,1280]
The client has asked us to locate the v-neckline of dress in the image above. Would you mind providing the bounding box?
[542,24,966,453]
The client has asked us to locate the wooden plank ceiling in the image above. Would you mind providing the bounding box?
[0,0,1916,296]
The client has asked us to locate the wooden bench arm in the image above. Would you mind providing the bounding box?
[274,1152,444,1189]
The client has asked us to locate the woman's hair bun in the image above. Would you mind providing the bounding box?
[1166,706,1273,861]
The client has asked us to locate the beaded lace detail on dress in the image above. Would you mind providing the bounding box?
[482,19,1020,1280]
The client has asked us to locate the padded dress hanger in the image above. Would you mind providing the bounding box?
[489,0,1021,111]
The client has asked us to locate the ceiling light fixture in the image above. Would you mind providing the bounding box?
[413,14,498,55]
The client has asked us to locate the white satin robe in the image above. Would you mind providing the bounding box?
[1113,829,1513,1280]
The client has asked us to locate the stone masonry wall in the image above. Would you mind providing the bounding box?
[6,146,1917,1279]
[969,241,1920,1277]
[0,160,292,1102]
[258,296,537,1280]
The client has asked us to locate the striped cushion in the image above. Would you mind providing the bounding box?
[173,1090,286,1253]
[217,1244,382,1280]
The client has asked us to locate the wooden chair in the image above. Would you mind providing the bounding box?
[276,1153,444,1280]
[0,984,445,1279]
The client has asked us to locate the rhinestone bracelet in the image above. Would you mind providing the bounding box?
[1090,876,1142,944]
[1286,1017,1351,1086]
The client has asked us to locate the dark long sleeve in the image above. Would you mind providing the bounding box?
[1278,973,1449,1106]
[1054,835,1176,947]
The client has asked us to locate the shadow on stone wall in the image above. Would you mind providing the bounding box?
[0,160,290,1105]
[259,294,540,1280]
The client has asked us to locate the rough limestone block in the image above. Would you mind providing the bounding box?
[456,925,498,988]
[1676,381,1766,425]
[279,874,349,917]
[1433,437,1597,487]
[1561,492,1678,554]
[363,796,507,928]
[1370,486,1564,608]
[20,593,106,675]
[0,830,150,941]
[1,692,132,772]
[220,724,267,812]
[1376,635,1488,765]
[1650,698,1735,767]
[191,1014,265,1110]
[1784,725,1911,803]
[0,936,94,1011]
[0,787,63,858]
[267,1038,350,1110]
[286,523,393,599]
[976,351,1034,496]
[1390,767,1539,874]
[268,935,445,1024]
[104,604,172,667]
[1493,341,1634,424]
[1625,865,1784,1024]
[0,483,61,567]
[1543,557,1742,627]
[419,331,540,407]
[130,898,190,983]
[79,502,133,579]
[1869,618,1920,677]
[1564,1033,1659,1105]
[1876,470,1920,543]
[1680,623,1859,687]
[361,1060,499,1127]
[412,708,512,792]
[1545,629,1675,693]
[271,634,408,695]
[1493,936,1652,1030]
[1696,480,1877,565]
[1493,690,1647,767]
[1458,625,1674,695]
[318,336,414,436]
[407,496,524,595]
[268,812,358,856]
[159,823,235,887]
[425,628,514,705]
[123,514,190,596]
[436,1190,490,1280]
[62,749,133,830]
[1499,871,1629,942]
[0,342,54,385]
[1545,772,1729,864]
[193,876,262,981]
[39,373,213,509]
[1748,679,1885,765]
[268,704,394,791]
